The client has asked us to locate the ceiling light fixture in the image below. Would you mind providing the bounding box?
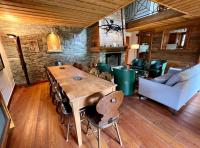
[99,18,122,33]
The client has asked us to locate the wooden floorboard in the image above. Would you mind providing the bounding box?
[7,82,200,148]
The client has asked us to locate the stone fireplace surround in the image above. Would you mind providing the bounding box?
[100,51,125,66]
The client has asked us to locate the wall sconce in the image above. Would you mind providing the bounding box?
[131,44,140,50]
[47,32,61,52]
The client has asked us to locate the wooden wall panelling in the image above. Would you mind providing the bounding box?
[88,22,100,53]
[152,31,163,51]
[188,25,200,50]
[138,31,153,60]
[141,24,200,67]
[149,32,153,60]
[184,26,192,49]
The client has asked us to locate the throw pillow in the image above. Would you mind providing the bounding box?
[165,73,181,86]
[152,73,173,83]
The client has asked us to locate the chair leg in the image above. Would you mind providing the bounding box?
[98,128,101,148]
[138,94,142,100]
[66,116,71,142]
[60,114,64,124]
[56,102,61,114]
[86,120,90,135]
[114,123,123,146]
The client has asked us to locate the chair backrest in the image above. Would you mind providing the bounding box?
[132,58,145,67]
[44,66,51,82]
[113,68,135,96]
[99,72,112,81]
[55,61,63,66]
[89,68,99,76]
[54,83,72,113]
[54,83,63,101]
[97,63,112,73]
[96,91,124,126]
[73,63,83,70]
[150,60,167,69]
[48,72,56,86]
[73,62,79,68]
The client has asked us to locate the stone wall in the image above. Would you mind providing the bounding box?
[1,26,99,85]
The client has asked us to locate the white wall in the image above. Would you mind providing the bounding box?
[0,37,15,105]
[99,10,124,47]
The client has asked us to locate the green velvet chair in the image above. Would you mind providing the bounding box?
[131,58,146,70]
[149,60,168,78]
[113,67,135,96]
[97,63,112,74]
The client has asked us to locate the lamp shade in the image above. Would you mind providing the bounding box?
[131,44,139,50]
[47,32,61,52]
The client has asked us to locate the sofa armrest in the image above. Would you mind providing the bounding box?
[139,78,181,110]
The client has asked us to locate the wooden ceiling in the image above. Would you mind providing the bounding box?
[127,0,200,31]
[0,0,134,27]
[153,0,200,16]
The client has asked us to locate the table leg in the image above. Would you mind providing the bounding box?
[71,102,82,146]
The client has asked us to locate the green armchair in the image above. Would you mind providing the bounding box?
[131,58,146,70]
[113,67,135,96]
[149,60,168,78]
[97,63,112,74]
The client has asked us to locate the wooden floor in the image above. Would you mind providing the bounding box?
[7,82,200,148]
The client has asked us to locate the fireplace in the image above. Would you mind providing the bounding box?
[106,53,121,66]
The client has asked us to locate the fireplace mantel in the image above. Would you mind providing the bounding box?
[100,46,126,52]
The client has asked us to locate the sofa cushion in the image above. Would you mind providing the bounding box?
[152,73,173,83]
[165,73,181,86]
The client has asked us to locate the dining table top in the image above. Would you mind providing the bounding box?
[48,64,116,102]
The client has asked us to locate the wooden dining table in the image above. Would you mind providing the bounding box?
[47,64,116,146]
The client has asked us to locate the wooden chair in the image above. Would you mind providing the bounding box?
[73,63,83,70]
[73,62,79,68]
[99,72,112,81]
[44,66,57,102]
[82,65,90,73]
[54,84,73,142]
[85,91,124,148]
[55,61,63,66]
[89,68,99,76]
[54,83,87,142]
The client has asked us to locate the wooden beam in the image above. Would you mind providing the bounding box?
[16,36,31,85]
[151,17,200,32]
[126,9,184,30]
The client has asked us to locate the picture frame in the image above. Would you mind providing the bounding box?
[0,92,11,148]
[22,40,40,53]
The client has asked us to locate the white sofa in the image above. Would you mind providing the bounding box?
[139,64,200,111]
